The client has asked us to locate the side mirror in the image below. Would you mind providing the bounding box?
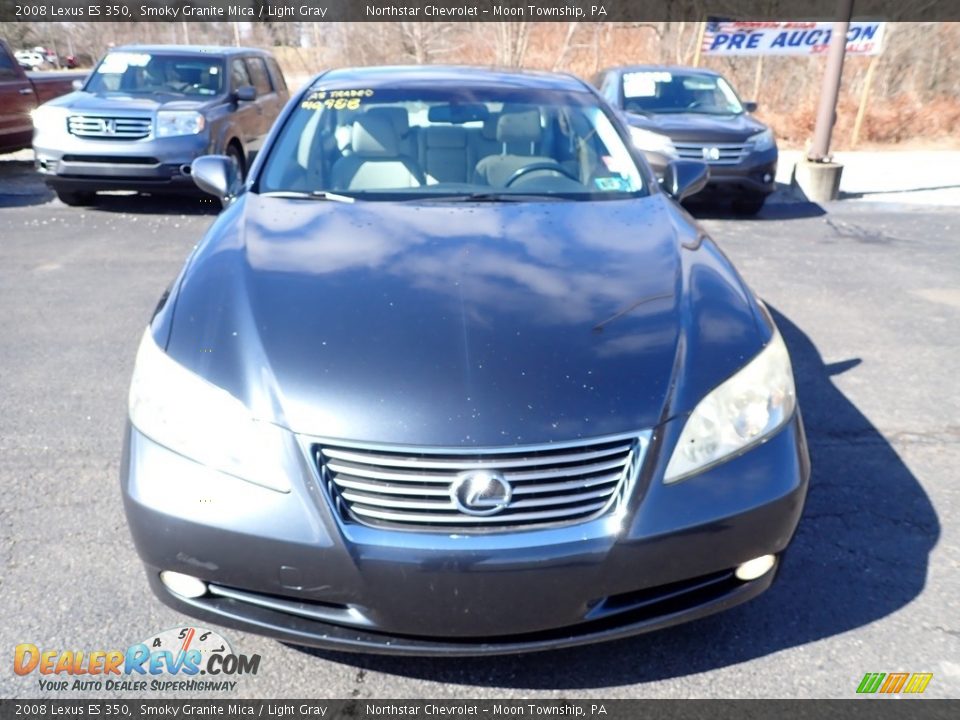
[661,160,710,201]
[234,85,257,103]
[743,101,758,113]
[71,79,84,91]
[191,155,239,207]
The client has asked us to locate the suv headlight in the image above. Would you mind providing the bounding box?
[128,328,291,492]
[749,128,776,152]
[156,110,205,137]
[31,105,68,133]
[664,330,796,483]
[629,126,677,157]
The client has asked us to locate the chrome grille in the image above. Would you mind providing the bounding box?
[315,432,648,531]
[674,142,750,165]
[67,115,152,140]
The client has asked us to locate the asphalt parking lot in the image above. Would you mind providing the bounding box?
[1,157,958,699]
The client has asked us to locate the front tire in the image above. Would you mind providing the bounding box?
[732,193,766,216]
[225,143,246,183]
[55,189,96,207]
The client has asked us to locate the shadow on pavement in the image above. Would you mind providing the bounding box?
[839,184,960,200]
[0,160,54,208]
[81,192,221,216]
[684,183,827,221]
[295,308,938,688]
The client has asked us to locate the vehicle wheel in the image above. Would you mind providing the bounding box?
[226,143,246,183]
[55,189,96,207]
[731,193,766,216]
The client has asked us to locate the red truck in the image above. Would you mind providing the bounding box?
[0,39,84,154]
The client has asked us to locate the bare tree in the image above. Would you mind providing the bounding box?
[493,22,531,67]
[398,22,457,64]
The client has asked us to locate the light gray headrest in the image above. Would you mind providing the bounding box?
[497,110,541,144]
[352,114,398,156]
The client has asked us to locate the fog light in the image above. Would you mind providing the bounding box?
[763,173,772,183]
[159,571,207,598]
[735,554,776,581]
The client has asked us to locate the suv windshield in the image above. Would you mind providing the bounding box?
[621,70,743,115]
[85,52,225,97]
[258,86,647,201]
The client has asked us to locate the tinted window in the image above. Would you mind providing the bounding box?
[232,58,252,90]
[245,58,272,96]
[0,48,17,79]
[259,86,647,201]
[266,58,287,93]
[85,52,225,96]
[621,70,744,115]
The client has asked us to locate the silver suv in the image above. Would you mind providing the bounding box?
[32,45,288,206]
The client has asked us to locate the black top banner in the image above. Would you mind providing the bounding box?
[0,0,958,23]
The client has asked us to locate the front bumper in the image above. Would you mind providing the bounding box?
[646,147,778,196]
[34,130,213,193]
[121,413,809,655]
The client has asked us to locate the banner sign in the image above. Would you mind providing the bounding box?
[703,21,886,56]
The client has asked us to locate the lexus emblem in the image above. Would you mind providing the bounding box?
[703,146,721,161]
[451,470,512,516]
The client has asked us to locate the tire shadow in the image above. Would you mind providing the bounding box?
[292,307,938,688]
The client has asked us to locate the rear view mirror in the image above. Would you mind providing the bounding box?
[743,101,758,113]
[191,155,239,207]
[235,85,257,102]
[661,160,710,201]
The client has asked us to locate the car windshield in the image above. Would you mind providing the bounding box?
[621,70,744,115]
[85,52,225,97]
[257,85,647,201]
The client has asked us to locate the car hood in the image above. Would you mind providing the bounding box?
[161,194,767,446]
[625,111,767,143]
[48,91,211,113]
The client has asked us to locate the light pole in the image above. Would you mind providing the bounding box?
[794,0,855,202]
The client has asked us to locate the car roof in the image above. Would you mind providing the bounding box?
[311,65,591,92]
[605,65,722,77]
[110,45,268,58]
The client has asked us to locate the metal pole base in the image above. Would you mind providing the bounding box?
[793,160,844,203]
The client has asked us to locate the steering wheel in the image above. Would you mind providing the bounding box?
[505,162,580,188]
[686,100,705,110]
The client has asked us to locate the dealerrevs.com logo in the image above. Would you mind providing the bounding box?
[14,627,261,692]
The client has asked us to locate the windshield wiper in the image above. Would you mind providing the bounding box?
[416,192,568,203]
[259,190,355,204]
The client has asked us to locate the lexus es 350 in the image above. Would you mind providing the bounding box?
[121,66,809,655]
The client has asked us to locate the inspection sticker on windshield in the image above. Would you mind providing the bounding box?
[97,52,151,74]
[595,177,631,191]
[301,88,375,111]
[623,71,672,98]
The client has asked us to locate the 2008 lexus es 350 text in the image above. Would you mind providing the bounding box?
[121,66,810,655]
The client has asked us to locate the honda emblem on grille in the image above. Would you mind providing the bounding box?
[703,146,721,161]
[451,470,512,516]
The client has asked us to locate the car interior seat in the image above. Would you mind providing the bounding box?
[472,108,557,187]
[329,114,425,191]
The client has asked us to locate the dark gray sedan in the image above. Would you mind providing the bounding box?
[122,66,809,655]
[32,45,288,205]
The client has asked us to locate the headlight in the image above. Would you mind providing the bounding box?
[128,328,291,492]
[31,105,68,133]
[156,111,205,137]
[629,126,677,157]
[749,128,776,152]
[664,330,796,483]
